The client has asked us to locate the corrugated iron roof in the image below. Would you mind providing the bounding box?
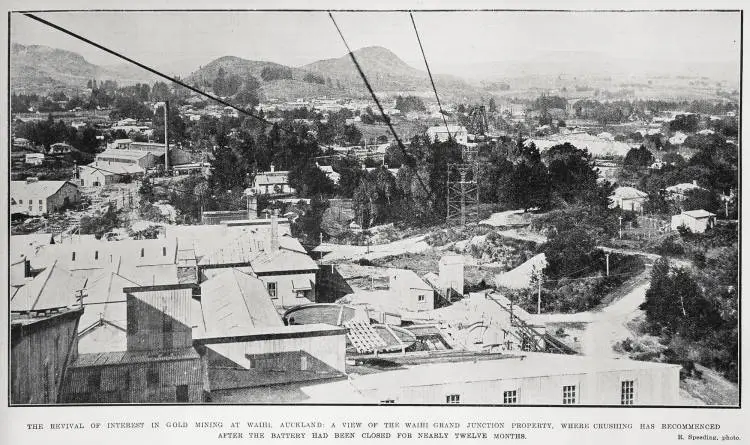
[10,180,73,199]
[70,347,199,368]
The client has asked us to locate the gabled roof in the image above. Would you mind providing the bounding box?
[83,162,145,176]
[96,148,153,161]
[198,268,283,338]
[10,260,86,311]
[10,180,74,198]
[611,186,648,200]
[682,209,716,219]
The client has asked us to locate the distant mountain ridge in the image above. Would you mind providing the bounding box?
[188,45,480,101]
[12,42,482,101]
[11,43,158,95]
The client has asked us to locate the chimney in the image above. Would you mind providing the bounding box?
[270,164,275,173]
[270,209,279,252]
[693,179,698,186]
[24,258,32,278]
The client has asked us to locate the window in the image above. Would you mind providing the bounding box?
[147,366,159,388]
[300,355,308,371]
[121,371,131,391]
[621,380,635,405]
[418,295,425,302]
[19,199,23,204]
[380,399,395,404]
[176,385,189,402]
[562,385,577,405]
[446,394,460,404]
[94,250,99,260]
[267,282,278,299]
[162,247,167,256]
[140,248,145,257]
[87,371,102,391]
[71,252,76,261]
[503,390,518,404]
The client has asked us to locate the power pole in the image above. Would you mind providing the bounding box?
[163,101,169,174]
[605,253,610,276]
[618,216,623,239]
[537,272,542,315]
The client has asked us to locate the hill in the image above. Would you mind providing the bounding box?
[10,43,157,95]
[188,46,482,101]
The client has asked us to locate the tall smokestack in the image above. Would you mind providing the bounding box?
[270,209,279,252]
[164,100,169,173]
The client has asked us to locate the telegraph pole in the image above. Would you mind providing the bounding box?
[537,272,543,315]
[605,253,610,276]
[618,216,623,239]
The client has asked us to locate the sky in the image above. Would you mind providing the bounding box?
[11,11,741,77]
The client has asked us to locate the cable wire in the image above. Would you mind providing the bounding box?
[327,11,434,203]
[409,11,451,139]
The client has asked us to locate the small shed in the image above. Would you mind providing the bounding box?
[671,210,716,234]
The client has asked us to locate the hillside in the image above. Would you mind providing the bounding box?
[10,43,157,95]
[189,46,482,101]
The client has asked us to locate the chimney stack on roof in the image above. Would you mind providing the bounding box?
[270,164,275,173]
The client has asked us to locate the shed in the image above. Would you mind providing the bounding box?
[671,210,716,234]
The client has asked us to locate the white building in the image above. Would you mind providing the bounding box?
[78,162,145,187]
[609,186,648,213]
[426,125,469,145]
[10,178,81,216]
[671,210,717,234]
[252,165,295,195]
[346,352,681,405]
[24,153,44,166]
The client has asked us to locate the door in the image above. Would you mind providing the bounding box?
[176,385,189,402]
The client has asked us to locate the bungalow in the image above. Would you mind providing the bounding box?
[671,210,716,234]
[609,186,648,213]
[10,178,81,216]
[252,165,295,196]
[426,125,468,145]
[25,153,44,166]
[48,142,73,155]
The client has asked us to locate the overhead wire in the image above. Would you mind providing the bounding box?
[327,11,434,203]
[22,13,338,155]
[409,11,451,139]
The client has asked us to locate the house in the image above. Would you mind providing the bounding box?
[95,148,159,170]
[671,210,716,234]
[107,138,132,150]
[78,162,145,187]
[426,125,468,145]
[609,186,648,213]
[10,178,81,216]
[48,142,73,155]
[11,307,84,404]
[668,131,688,145]
[25,153,44,165]
[252,165,295,195]
[318,163,340,185]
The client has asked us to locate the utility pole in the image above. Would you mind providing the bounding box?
[162,101,169,174]
[536,272,543,315]
[618,216,623,239]
[605,252,610,276]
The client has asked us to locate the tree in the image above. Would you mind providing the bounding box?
[542,226,599,280]
[139,176,155,204]
[623,145,655,169]
[488,97,497,113]
[343,124,363,146]
[336,157,366,198]
[289,161,335,198]
[546,142,600,206]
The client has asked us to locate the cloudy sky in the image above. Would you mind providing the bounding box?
[11,10,741,76]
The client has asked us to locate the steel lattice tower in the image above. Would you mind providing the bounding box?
[446,145,480,225]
